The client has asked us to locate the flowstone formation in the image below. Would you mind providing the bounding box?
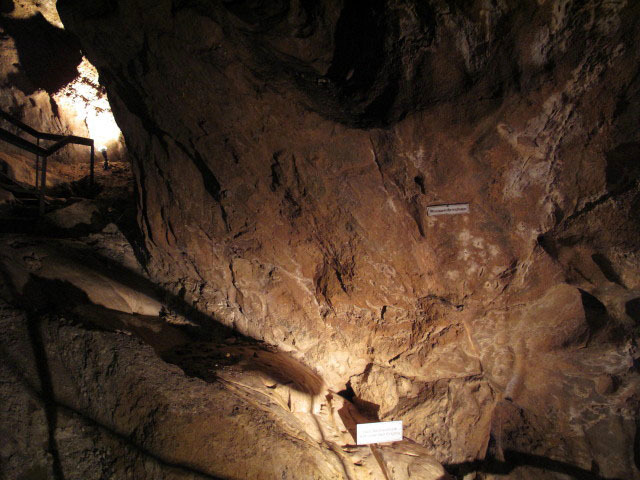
[41,0,640,478]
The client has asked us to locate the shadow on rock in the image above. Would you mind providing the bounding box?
[0,342,228,480]
[445,449,627,480]
[1,238,325,395]
[0,13,82,95]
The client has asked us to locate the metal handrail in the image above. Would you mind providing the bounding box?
[0,108,95,214]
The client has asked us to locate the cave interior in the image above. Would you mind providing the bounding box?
[0,1,639,479]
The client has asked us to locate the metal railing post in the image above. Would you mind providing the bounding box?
[39,155,47,216]
[35,138,40,188]
[90,143,95,187]
[0,108,98,214]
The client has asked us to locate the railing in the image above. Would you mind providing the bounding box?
[0,108,94,215]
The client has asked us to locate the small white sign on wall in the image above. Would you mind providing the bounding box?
[427,203,470,216]
[356,421,403,445]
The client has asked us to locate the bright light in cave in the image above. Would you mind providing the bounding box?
[85,104,121,150]
[53,57,122,150]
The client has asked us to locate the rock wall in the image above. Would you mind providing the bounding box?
[0,0,125,173]
[57,0,640,477]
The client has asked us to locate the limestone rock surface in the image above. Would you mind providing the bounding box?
[0,229,450,480]
[54,0,640,478]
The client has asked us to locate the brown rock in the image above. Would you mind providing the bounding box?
[595,374,616,396]
[26,0,639,478]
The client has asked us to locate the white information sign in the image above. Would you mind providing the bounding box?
[427,203,470,216]
[356,421,403,445]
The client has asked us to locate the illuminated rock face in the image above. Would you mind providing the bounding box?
[0,2,124,167]
[58,1,639,478]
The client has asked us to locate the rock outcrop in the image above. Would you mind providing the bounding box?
[0,0,125,170]
[36,0,640,478]
[0,228,450,480]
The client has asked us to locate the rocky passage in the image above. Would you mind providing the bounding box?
[0,0,639,479]
[0,0,125,173]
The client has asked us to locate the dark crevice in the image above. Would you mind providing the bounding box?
[605,142,640,192]
[333,266,348,294]
[181,141,221,201]
[353,397,380,420]
[579,289,608,333]
[591,253,624,286]
[564,187,633,223]
[409,198,425,237]
[625,297,640,324]
[326,0,386,94]
[132,155,155,246]
[323,0,400,126]
[337,381,355,402]
[270,151,283,192]
[49,96,60,118]
[388,352,402,363]
[338,366,381,420]
[282,189,301,219]
[537,232,559,260]
[634,417,640,471]
[174,140,229,232]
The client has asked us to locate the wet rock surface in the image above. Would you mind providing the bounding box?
[0,0,638,478]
